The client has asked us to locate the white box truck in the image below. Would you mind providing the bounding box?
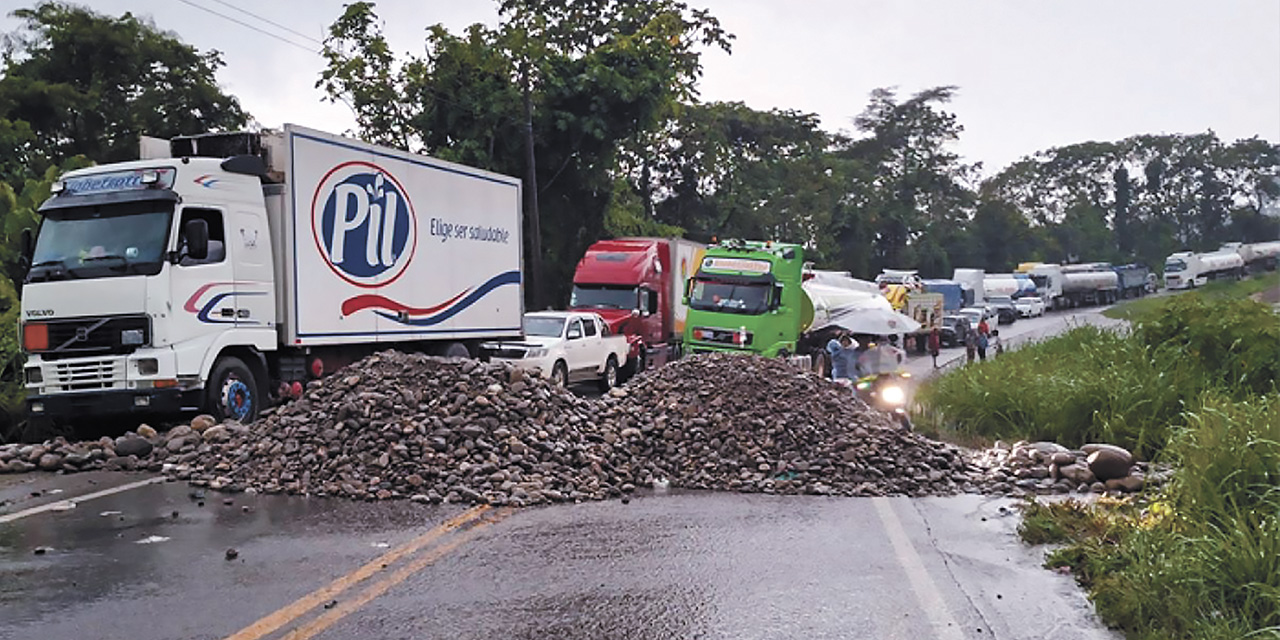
[20,125,523,424]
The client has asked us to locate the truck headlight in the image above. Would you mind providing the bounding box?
[25,367,42,385]
[526,348,548,358]
[121,329,145,346]
[881,385,906,406]
[137,358,159,376]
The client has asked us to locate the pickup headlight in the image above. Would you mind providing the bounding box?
[526,348,548,358]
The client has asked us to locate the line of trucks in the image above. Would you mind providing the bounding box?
[15,124,1280,428]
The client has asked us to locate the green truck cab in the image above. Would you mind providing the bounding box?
[682,240,814,357]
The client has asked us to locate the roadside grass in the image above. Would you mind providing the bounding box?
[1104,272,1280,321]
[917,295,1280,458]
[923,292,1280,639]
[1017,394,1280,640]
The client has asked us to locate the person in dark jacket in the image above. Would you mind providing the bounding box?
[927,328,941,368]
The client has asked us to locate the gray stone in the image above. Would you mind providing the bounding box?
[202,425,231,443]
[37,453,64,471]
[1087,449,1132,481]
[114,436,153,458]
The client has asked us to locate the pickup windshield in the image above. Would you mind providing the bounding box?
[523,316,566,337]
[570,285,637,310]
[689,278,771,315]
[27,201,173,282]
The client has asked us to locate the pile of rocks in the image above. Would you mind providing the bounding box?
[971,440,1159,495]
[0,417,231,475]
[594,354,980,497]
[0,351,990,505]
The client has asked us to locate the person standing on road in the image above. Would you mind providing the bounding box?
[826,333,859,380]
[976,330,989,361]
[927,328,941,368]
[991,329,1004,357]
[965,337,976,364]
[977,316,991,338]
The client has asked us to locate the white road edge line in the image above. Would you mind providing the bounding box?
[872,496,968,640]
[0,476,167,524]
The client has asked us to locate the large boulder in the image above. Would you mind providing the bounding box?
[1087,448,1132,481]
[114,435,153,458]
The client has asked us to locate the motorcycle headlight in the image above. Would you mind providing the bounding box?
[881,385,906,406]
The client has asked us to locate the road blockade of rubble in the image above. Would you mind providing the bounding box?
[0,351,1152,504]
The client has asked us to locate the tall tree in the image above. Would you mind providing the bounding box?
[1113,166,1132,255]
[319,1,730,308]
[0,2,249,175]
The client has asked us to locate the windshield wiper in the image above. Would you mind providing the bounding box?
[79,254,133,272]
[31,259,65,268]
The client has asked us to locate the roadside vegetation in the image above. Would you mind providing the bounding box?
[919,286,1280,639]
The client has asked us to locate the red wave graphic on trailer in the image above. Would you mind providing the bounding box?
[341,290,469,317]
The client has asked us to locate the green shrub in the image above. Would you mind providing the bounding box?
[919,296,1280,458]
[1019,393,1280,640]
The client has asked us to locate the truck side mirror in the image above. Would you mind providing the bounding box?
[771,283,784,311]
[185,219,209,261]
[19,228,33,272]
[646,289,658,316]
[683,279,692,304]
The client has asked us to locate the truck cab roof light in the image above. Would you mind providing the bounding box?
[140,171,160,185]
[50,181,66,194]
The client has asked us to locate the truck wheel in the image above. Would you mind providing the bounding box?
[207,356,259,423]
[441,342,470,358]
[551,361,569,388]
[598,356,619,392]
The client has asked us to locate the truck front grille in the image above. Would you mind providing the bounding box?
[36,315,150,360]
[48,358,126,392]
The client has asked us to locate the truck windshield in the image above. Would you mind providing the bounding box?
[570,284,637,310]
[1164,259,1186,273]
[689,278,771,315]
[523,316,566,337]
[27,201,173,282]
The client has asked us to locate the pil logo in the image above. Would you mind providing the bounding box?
[312,162,417,287]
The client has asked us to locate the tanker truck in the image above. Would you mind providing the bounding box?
[1028,264,1120,308]
[1164,250,1244,290]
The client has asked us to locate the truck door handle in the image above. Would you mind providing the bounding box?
[219,308,234,318]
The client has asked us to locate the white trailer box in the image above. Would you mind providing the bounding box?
[279,126,524,346]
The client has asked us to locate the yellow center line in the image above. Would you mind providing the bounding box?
[282,508,514,640]
[224,505,490,640]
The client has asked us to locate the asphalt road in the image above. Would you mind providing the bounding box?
[0,306,1124,640]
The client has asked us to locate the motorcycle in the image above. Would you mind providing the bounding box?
[852,372,914,430]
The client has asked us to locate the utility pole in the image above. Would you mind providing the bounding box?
[521,61,543,310]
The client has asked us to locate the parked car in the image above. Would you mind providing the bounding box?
[984,296,1019,325]
[958,306,995,332]
[1015,296,1046,318]
[482,311,629,390]
[939,315,971,347]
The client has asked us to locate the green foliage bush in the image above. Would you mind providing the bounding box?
[1020,394,1280,640]
[918,295,1280,458]
[955,289,1280,639]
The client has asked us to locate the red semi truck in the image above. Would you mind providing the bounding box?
[569,237,706,377]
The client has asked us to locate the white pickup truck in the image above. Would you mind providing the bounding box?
[482,311,629,390]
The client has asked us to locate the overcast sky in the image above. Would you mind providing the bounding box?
[5,1,1278,172]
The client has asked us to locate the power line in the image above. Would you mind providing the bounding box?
[205,0,326,47]
[174,0,319,55]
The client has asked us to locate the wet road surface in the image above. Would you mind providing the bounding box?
[0,308,1125,639]
[1,475,1117,640]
